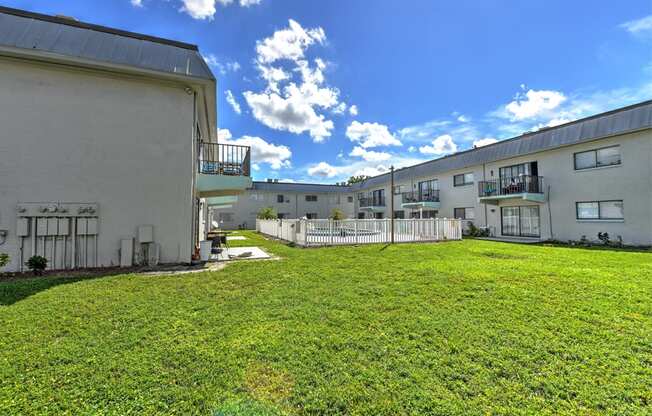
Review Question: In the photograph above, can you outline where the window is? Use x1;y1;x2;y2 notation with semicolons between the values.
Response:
453;173;474;186
305;213;318;219
418;179;439;200
277;194;284;203
277;213;286;219
305;195;318;202
412;210;438;219
576;200;623;220
218;212;234;222
501;206;540;237
454;207;475;220
347;196;354;203
374;212;384;219
393;210;405;219
357;212;365;219
499;162;534;179
574;146;621;170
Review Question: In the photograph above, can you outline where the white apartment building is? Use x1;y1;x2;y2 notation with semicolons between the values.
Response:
0;6;251;272
232;101;652;245
213;181;355;230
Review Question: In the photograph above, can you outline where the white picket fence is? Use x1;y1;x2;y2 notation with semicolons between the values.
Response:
256;218;462;247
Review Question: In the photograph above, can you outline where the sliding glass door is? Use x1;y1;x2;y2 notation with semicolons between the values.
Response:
501;206;540;237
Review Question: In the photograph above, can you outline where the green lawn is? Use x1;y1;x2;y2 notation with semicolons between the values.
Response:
1;232;650;415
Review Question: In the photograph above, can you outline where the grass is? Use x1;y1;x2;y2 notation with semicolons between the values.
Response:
0;232;650;415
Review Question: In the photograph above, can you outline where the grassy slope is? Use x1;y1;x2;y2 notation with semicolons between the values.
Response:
0;232;650;415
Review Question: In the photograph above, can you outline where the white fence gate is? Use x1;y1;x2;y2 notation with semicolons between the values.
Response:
256;218;462;247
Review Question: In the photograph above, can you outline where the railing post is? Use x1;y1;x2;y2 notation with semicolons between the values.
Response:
355;221;358;244
329;219;333;245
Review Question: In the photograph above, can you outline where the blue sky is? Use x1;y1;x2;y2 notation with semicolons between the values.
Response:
6;0;652;182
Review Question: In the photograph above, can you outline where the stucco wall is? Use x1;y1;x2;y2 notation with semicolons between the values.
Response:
0;58;195;271
351;129;651;244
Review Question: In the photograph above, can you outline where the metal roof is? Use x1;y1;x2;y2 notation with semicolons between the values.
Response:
251;181;353;193
0;6;214;80
352;100;652;190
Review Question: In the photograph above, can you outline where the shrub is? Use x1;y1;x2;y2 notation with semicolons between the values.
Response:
598;232;610;246
0;253;9;268
330;208;345;221
257;207;278;220
26;255;48;275
467;222;489;237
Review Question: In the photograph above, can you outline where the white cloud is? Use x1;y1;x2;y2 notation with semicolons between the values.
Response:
130;0;143;7
252;163;260;171
349;146;391;162
473;138;498;148
505;89;567;120
308;162;339;178
349;105;359;116
180;0;218;19
398;119;453;142
204;54;241;75
218;128;232;140
257;65;290;92
256;19;325;65
222;131;292;170
495;82;652;137
333;102;347;114
243;90;335;141
225;90;241;114
457;115;469;123
178;0;262;19
620;15;652;36
407;146;416;153
346;121;402;148
305;154;428;182
308;161;388;179
245;20;341;142
419;134;458;155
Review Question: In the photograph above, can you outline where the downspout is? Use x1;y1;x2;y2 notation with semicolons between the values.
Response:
547;184;554;240
483;163;488;228
191;91;198;258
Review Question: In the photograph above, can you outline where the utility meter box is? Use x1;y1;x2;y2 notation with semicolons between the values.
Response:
137;225;153;244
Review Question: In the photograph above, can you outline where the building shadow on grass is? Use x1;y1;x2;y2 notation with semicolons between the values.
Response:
0;275;96;306
0;264;207;306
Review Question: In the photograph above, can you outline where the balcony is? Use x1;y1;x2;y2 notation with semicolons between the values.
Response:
401;190;440;209
196;142;252;197
359;196;386;211
478;175;545;204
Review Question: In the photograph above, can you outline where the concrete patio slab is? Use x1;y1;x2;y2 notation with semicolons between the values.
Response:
212;246;271;261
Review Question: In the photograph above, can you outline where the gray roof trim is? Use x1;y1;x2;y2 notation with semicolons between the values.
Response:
0;6;215;80
352;100;652;190
251;181;352;193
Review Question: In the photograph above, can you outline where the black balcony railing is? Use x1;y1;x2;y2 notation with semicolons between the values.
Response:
359;196;386;208
478;175;544;197
198;141;251;176
402;190;440;204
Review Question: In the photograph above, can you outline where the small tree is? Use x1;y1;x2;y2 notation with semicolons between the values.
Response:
347;175;370;185
257;207;278;220
330;208;345;220
0;253;9;268
26;255;47;275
